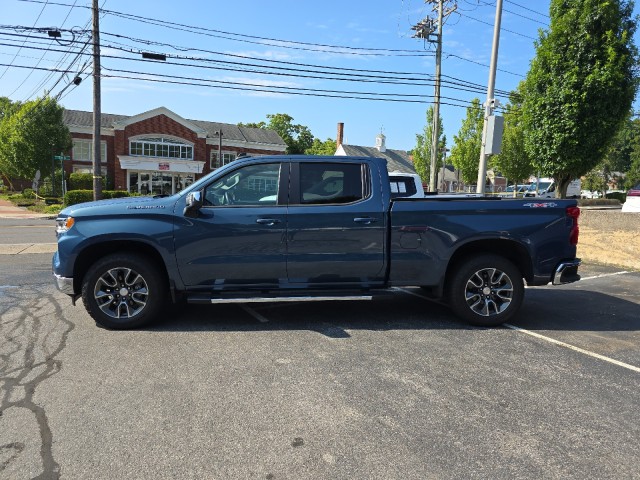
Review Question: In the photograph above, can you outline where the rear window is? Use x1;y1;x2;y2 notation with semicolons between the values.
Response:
389;176;418;198
297;163;365;205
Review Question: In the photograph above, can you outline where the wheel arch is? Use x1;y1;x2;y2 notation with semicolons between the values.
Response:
73;241;170;295
444;239;533;293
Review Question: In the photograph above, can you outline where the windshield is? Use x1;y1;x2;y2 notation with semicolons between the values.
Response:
528;181;552;192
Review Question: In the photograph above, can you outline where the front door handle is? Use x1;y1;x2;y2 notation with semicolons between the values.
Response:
256;218;281;226
353;217;378;224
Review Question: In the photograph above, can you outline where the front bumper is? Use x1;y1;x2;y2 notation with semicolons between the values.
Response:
552;259;581;285
53;272;75;295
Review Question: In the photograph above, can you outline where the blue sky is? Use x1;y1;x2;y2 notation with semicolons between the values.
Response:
1;0;639;152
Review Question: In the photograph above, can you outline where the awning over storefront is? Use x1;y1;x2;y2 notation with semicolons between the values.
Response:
118;155;205;173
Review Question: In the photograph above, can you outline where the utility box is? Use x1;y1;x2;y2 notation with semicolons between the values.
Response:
484;115;504;155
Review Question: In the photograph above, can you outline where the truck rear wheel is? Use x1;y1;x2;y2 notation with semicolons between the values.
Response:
81;253;167;329
447;254;524;327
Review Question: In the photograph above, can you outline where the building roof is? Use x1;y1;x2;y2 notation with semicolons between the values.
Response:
62;108;286;147
337;144;416;174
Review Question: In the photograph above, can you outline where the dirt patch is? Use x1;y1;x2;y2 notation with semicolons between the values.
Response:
577;210;640;270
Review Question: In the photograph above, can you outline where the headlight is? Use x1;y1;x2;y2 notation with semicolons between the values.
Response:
56;216;75;234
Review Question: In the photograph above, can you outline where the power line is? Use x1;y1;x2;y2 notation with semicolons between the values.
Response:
461;0;548;25
506;0;549;19
7;0;79;97
16;0;441;57
0;0;49;80
0;34;520;101
0;62;483;109
444;53;524;78
454;10;536;40
2;27;521;98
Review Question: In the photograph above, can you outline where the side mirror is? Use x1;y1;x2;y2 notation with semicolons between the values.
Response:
184;190;203;217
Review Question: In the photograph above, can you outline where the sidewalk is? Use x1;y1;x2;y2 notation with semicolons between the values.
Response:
0;198;55;219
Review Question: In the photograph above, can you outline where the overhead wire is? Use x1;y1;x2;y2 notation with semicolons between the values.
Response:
0;62;481;110
6;0;529;109
0;29;519;100
0;0;49;80
7;0;78;98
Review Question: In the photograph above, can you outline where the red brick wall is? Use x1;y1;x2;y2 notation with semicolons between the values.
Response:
66;113;285;190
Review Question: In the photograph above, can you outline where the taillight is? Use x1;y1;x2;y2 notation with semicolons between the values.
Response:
566;206;580;245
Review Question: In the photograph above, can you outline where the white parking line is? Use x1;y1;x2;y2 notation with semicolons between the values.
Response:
239;304;270;323
504;324;640;373
579;271;630;281
392;287;640;373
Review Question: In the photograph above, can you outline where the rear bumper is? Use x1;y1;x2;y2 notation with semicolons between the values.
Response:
552;258;581;285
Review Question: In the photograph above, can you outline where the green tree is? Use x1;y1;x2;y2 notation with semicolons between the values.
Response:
450;98;483;184
521;0;638;198
491;86;534;188
240;113;314;154
412;105;445;186
0;96;71;181
626;129;640;187
305;137;336;155
0;96;21;122
603;116;640;174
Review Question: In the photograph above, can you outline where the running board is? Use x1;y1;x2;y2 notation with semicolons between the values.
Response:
187;294;373;305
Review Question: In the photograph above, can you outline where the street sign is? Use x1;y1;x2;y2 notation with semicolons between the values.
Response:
54;155;71;160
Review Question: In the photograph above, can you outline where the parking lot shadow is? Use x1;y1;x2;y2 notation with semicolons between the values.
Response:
145;294;473;336
136;286;638;335
511;288;640;332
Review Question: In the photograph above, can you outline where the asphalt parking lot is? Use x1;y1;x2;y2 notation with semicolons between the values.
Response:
1;247;639;479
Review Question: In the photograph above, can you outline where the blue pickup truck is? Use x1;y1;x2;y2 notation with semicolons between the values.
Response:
53;155;581;329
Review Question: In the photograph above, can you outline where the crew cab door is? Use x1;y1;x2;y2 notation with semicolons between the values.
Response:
286;161;386;284
174;162;288;287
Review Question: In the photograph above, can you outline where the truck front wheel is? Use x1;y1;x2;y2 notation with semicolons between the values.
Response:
447;254;524;327
81;253;167;329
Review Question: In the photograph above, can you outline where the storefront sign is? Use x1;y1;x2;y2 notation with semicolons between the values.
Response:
158;162;170;171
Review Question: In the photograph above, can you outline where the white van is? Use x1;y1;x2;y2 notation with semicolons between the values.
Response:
524;178;581;199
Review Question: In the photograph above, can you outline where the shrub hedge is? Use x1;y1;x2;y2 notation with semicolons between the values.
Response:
68;172;108;190
64;190;132;206
605;191;627;203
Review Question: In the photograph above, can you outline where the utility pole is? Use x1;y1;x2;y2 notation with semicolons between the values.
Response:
92;0;102;200
215;130;223;167
412;1;457;192
476;0;503;194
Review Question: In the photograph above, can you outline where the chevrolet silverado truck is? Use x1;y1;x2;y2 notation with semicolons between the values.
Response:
52;155;581;330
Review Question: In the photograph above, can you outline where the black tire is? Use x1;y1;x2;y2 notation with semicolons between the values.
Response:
447;254;524;327
81;253;167;329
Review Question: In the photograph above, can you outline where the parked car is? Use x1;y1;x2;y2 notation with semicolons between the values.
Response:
500;184;529;198
524;178;581;199
580;190;602;199
621;183;640;212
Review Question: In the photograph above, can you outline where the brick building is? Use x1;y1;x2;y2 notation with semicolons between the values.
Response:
63;106;286;195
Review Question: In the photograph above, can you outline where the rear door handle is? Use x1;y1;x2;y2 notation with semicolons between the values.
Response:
353;217;378;224
256;218;281;226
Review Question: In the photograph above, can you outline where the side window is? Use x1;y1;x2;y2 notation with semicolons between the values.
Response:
203;163;280;207
298;163;365;205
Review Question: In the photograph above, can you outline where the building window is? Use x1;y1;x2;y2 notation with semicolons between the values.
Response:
130;137;193;160
210;151;236;169
72;165;107;175
128;171;194;196
72;140;107;162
